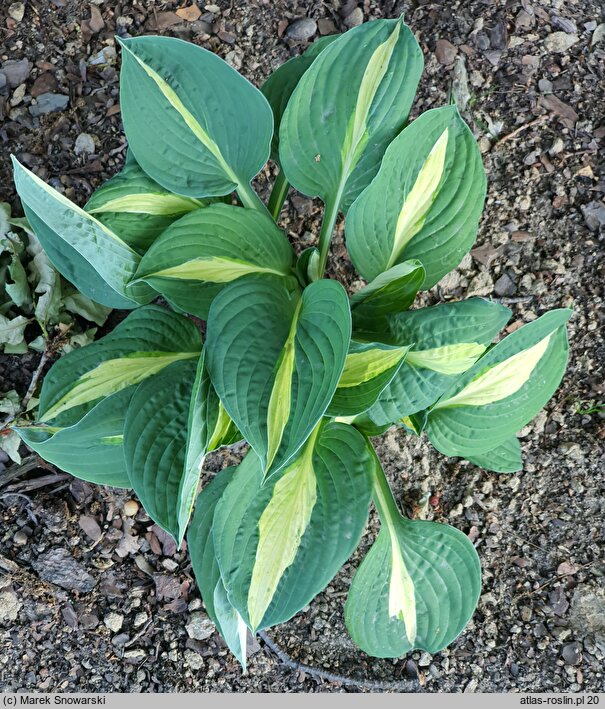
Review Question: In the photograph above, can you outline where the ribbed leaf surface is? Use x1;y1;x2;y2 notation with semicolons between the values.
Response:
206;276;350;474
426;309;571;457
213;422;372;630
119;36;272;199
135;204;295;319
346;106;486;287
12;158;154;309
279;18;423;212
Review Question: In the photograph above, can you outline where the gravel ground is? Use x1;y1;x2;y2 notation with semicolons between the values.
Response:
1;0;604;694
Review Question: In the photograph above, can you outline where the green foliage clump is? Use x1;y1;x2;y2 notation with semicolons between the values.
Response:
10;19;570;664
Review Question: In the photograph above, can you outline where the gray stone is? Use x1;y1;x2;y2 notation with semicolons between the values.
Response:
489;21;508;49
467;271;494;297
418;651;432;667
544;31;579;53
438;269;462;292
581;201;605;232
133;612;148;628
8;2;25;21
551;15;577;34
0;591;22;623
32;547;96;592
79;613;99;629
104;611;124;633
317;18;337;35
29;92;69;116
74;133;95;156
494;272;516;297
538;78;553;94
184;649;204;670
185;611;215;640
343;7;363;28
286;18;317;41
0;58;32;88
561;641;582;665
570;585;605;644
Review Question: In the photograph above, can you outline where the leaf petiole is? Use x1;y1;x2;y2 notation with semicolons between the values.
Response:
317;194;341;277
267;170;290;221
366;439;401;525
236;181;271;218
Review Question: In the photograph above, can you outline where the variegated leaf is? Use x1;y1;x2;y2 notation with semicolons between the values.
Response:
213;421;372;630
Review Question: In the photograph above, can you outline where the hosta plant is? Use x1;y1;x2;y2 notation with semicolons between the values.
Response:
11;18;571;666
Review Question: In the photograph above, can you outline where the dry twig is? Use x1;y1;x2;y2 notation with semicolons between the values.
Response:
490;115;549;151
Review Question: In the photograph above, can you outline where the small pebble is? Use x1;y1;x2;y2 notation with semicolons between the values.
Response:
343;7;363;28
286;18;317;41
494;273;517;297
405;659;418;678
79;613;99;630
538;78;553;93
104;612;124;633
0;591;22;622
13;530;28;546
435;39;458;65
544;31;579;53
562;642;582;666
184;649;204;670
74;133;95;156
185;612;214;641
317;18;337;35
0;58;32;88
8;2;25;22
133;612;148;628
123;500;139;517
29;92;68;116
520;606;533;622
418;651;432;667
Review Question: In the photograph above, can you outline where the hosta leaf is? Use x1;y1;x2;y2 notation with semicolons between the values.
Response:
426;309;571;457
12;158;154;310
261;36;338;161
206;276;350;474
118;36;272;203
327;341;411;417
15;388;134;488
295;247;321;287
213;421;372;631
179;351;241;539
367;298;511;426
279;18;423;213
350;260;425;339
188;467;248;669
38;305;201;424
345;451;480;657
465;436;522;473
124;359;196;540
346;519;481;657
85;159;204;252
124;351;238;543
347;106;486;288
135;204;295;319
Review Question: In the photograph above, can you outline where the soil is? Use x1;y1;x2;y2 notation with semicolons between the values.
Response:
1;0;605;694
